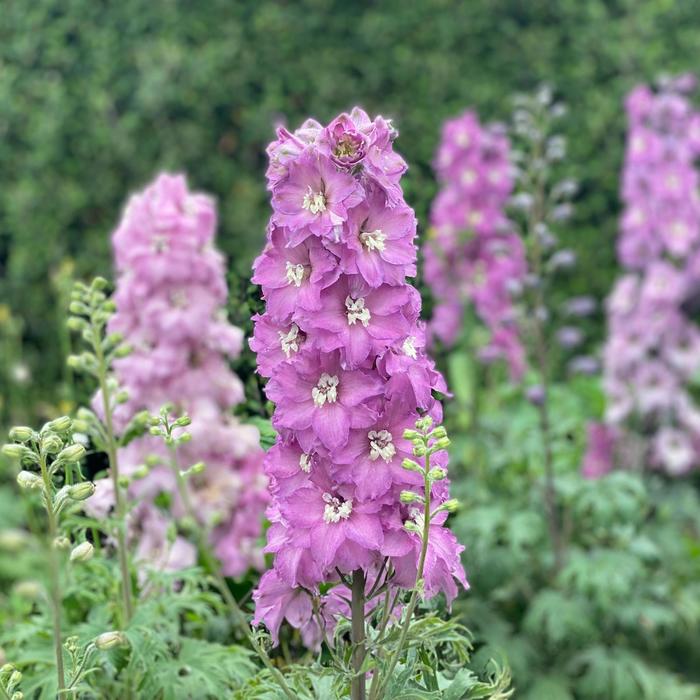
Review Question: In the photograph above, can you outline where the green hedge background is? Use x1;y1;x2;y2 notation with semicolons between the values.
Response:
1;0;700;396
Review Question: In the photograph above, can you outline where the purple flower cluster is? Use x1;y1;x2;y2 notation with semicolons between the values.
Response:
598;77;700;476
90;173;268;574
251;109;467;644
424;110;527;378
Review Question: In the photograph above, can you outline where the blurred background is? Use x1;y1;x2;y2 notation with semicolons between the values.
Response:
2;0;699;414
3;2;700;698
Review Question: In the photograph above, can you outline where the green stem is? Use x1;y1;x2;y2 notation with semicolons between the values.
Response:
167;450;296;700
351;569;367;700
39;454;66;693
0;682;11;700
370;450;432;700
525;124;564;574
93;328;134;623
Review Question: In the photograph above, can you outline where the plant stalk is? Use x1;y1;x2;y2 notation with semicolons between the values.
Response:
93;329;134;623
39;454;66;693
351;568;367;700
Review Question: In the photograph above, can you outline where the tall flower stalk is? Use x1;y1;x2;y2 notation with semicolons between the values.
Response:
508;87;579;572
2;418;96;693
251;109;467;697
593;75;700;477
67;278;134;624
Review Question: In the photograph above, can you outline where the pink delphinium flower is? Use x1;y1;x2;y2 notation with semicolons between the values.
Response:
252;110;467;644
598;78;700;476
89;173;268;576
424;111;526;378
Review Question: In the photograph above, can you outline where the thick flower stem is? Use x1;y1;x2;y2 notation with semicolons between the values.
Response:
39;454;66;693
93;333;134;623
351;568;367;700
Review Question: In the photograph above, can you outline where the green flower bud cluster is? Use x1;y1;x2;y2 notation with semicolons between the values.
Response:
67;278;131;379
0;662;23;700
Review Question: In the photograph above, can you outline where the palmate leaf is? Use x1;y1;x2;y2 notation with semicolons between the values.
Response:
570;646;700;700
139;638;255;700
523;590;596;649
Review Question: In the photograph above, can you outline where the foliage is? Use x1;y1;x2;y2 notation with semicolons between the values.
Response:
447;372;700;698
2;0;700;406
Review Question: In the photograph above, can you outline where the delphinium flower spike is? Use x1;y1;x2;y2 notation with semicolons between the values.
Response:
251;109;467;698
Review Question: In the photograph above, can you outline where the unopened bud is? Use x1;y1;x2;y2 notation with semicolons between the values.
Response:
68;481;95;501
174;416;192;427
0;663;15;675
113;344;132;358
17;471;43;490
415;416;433;431
115;390;129;404
401;458;422;473
177;432;192;444
132;465;149;480
433;437;451;450
70;542;94;562
47;416;72;433
429;426;447;440
145;454;161;468
428;467;447;481
400;490;423;504
402;429;422;441
92;276;109;291
8;427;34;443
412;444;427;457
186;462;206;475
12;691;24;700
41;433;63;455
69;301;89;315
13;581;41;599
2;444;26;459
53;536;71;550
149;427;162;437
66;317;86;332
95;631;127;650
404;521;421;534
57;444;86;463
117;476;130;489
442;498;460;513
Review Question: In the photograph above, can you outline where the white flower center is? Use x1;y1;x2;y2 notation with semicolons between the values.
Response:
312;373;339;407
302;186;327;214
345;296;371;327
467;210;483;227
670;221;688;239
322;493;353;523
299;453;312;473
360;229;386;252
402;336;417;359
461;169;477;185
285;261;307;287
368;429;396;463
279;324;303;358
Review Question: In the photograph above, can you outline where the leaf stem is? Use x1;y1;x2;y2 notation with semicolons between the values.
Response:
351;568;367;700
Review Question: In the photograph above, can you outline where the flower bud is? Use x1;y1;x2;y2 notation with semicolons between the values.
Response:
132;464;149;480
16;471;43;490
117;476;130;489
66;317;86;332
404;521;421;534
92;276;109;291
442;499;460;513
402;429;422;441
177;432;192;444
68;481;96;501
412;444;427;457
401;458;422;473
2;444;26;460
433;437;451;451
400;490;423;504
57;444;86;463
41;433;63;455
415;416;433;431
12;691;24;700
53;536;71;550
47;416;72;433
113;343;132;358
70;542;94;563
0;663;15;675
186;462;206;475
69;301;89;315
95;631;127;650
115;390;129;404
174;415;192;427
145;454;161;468
8;427;34;443
428;467;447;481
149;426;162;437
429;426;447;440
0;529;28;552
